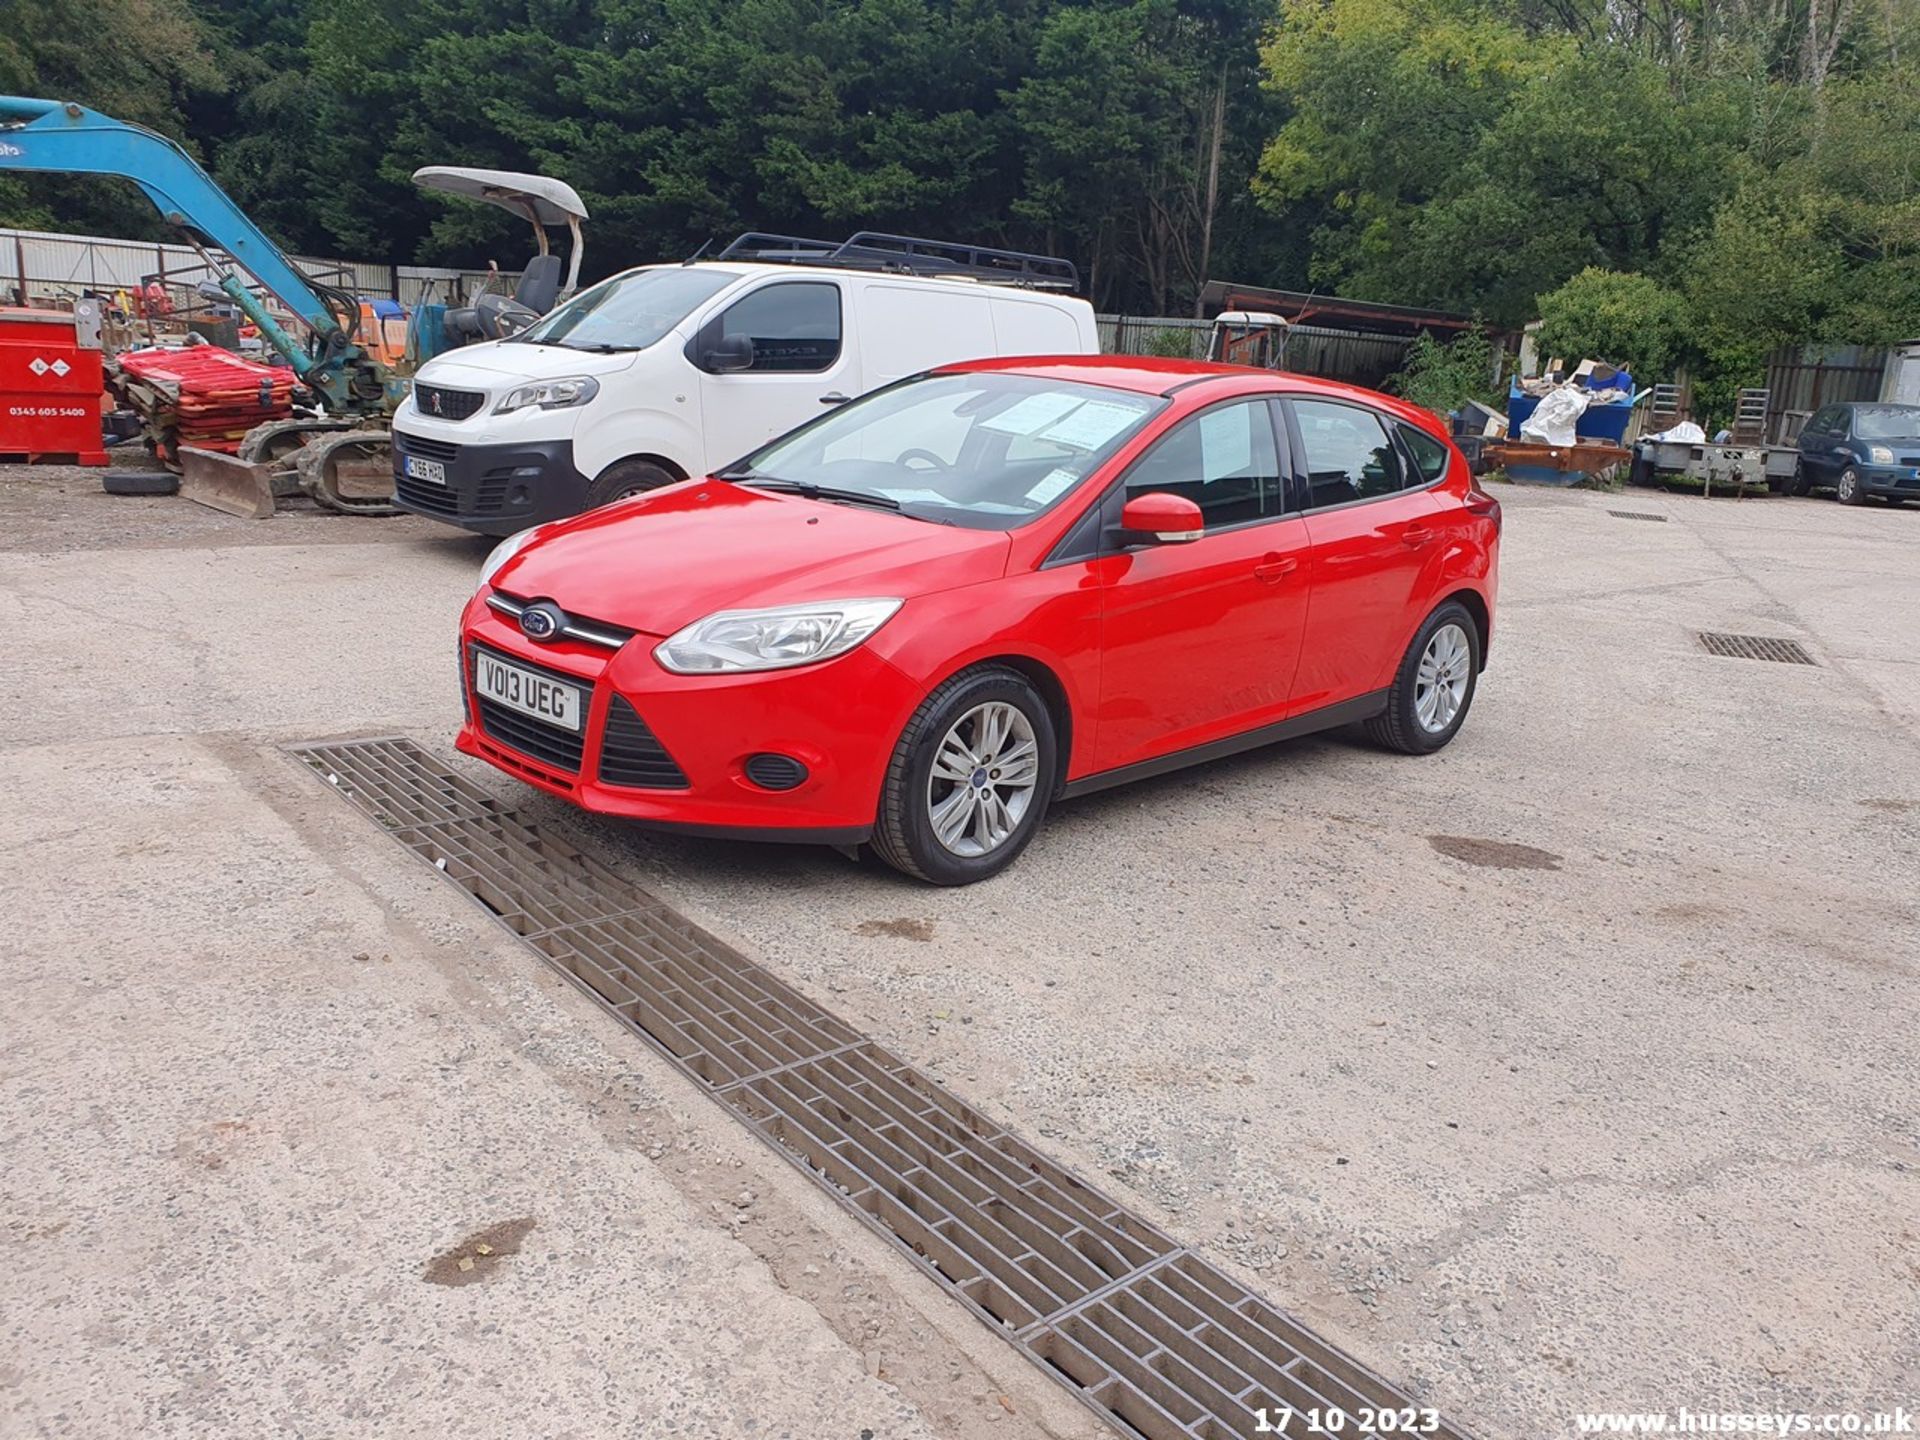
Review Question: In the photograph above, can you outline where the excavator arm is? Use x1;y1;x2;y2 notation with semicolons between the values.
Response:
0;96;396;415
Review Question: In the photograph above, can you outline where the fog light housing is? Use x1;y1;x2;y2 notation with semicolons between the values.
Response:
743;753;808;791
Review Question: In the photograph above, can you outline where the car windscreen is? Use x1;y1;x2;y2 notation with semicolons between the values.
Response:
722;372;1163;530
510;267;734;352
1852;404;1920;441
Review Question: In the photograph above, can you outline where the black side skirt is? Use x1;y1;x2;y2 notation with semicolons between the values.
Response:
1059;689;1389;801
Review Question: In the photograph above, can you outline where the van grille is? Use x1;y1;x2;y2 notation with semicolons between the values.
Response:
413;383;486;421
396;431;460;463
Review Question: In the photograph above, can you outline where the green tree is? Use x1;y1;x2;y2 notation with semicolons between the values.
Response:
0;0;222;236
1535;268;1692;381
1385;322;1499;416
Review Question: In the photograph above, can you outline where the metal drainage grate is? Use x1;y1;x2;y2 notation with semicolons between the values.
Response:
1697;631;1818;665
293;737;1470;1440
1608;509;1667;522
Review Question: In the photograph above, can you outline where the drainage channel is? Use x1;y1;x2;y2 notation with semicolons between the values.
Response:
295;736;1471;1440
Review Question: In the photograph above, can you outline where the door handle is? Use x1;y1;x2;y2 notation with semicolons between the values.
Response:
819;392;852;406
1253;554;1298;584
1398;523;1434;548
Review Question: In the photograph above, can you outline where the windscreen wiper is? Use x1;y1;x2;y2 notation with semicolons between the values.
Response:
558;341;639;353
739;478;902;511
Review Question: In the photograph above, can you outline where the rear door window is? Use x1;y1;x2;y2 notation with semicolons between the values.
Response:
1291;399;1406;507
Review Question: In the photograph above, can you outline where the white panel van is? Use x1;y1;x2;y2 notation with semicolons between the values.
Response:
391;233;1098;534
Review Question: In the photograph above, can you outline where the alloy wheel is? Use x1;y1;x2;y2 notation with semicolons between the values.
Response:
1415;622;1472;734
926;701;1040;857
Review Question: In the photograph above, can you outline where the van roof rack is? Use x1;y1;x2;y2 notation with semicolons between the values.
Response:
714;231;1079;291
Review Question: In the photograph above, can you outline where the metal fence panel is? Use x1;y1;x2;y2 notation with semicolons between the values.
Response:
1764;344;1889;415
1097;313;1413;388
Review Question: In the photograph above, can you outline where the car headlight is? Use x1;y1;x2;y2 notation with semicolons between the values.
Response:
479;528;538;587
493;376;600;415
1869;445;1894;464
655;598;903;674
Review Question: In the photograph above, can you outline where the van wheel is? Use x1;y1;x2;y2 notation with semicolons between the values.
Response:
587;460;676;508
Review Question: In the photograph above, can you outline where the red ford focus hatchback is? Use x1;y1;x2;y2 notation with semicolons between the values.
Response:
458;356;1500;884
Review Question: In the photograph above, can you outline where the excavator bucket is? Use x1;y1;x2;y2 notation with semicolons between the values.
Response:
177;445;277;519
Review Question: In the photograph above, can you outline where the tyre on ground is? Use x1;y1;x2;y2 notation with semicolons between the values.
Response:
871;665;1058;886
1365;600;1483;755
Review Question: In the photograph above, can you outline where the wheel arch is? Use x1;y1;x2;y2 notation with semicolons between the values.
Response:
594;452;690;484
921;651;1077;796
1441;586;1492;669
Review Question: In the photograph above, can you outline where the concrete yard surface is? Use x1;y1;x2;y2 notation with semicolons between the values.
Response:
2;464;1917;1439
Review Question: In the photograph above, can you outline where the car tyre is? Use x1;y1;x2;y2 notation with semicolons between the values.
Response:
1834;466;1868;505
586;459;676;509
1365;600;1482;756
1786;459;1813;496
871;665;1058;886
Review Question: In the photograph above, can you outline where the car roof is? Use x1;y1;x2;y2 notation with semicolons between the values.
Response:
939;354;1449;431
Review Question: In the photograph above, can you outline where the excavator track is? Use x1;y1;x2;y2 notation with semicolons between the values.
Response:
295;429;399;515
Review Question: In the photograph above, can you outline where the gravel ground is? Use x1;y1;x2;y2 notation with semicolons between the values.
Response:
2;465;1915;1439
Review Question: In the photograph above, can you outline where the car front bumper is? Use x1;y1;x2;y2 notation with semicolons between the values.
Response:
455;592;923;842
392;427;590;535
1857;463;1920;494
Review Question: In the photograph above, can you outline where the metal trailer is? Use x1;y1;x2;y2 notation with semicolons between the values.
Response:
1630;387;1798;496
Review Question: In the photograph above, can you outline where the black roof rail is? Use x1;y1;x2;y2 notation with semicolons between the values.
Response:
714;230;1080;291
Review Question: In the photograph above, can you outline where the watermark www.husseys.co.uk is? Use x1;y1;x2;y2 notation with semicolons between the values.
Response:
1574;1409;1913;1434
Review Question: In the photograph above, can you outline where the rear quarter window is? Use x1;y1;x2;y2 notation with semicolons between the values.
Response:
1398;423;1451;483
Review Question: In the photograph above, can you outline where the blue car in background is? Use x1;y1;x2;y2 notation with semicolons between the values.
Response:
1792;402;1920;504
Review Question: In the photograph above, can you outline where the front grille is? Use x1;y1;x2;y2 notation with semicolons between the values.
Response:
396;471;459;516
471;471;512;516
597;696;689;789
413;383;486;421
470;644;589;773
397;431;460;463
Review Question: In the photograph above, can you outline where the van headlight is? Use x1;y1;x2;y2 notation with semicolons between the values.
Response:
655;599;903;674
479;528;538;586
493;376;600;414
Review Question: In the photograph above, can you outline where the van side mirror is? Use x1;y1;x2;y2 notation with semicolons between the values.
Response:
1119;492;1204;544
703;333;755;373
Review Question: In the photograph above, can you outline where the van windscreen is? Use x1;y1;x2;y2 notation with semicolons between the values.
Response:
512;268;734;352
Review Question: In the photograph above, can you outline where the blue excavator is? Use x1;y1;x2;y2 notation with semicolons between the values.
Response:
0;96;586;514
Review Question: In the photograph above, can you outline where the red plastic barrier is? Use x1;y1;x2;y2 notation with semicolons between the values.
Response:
117;344;295;455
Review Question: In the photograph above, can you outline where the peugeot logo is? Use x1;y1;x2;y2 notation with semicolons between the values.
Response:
519;601;566;642
428;389;444;415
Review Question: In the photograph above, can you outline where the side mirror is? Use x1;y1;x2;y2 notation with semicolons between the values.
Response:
704;333;755;373
1119;492;1204;544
